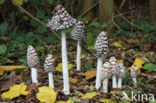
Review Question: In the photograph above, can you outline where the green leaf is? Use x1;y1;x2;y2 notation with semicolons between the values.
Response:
23;0;28;3
36;10;45;19
100;23;108;28
0;0;5;5
14;0;23;5
90;21;99;27
144;63;156;72
37;25;47;33
0;45;7;55
0;22;8;35
30;19;39;26
31;0;39;7
69;97;81;102
48;0;53;5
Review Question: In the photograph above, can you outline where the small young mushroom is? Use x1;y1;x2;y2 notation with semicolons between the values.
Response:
47;4;76;95
94;31;109;90
101;62;111;93
44;54;55;88
71;20;85;71
27;45;40;84
109;56;119;89
130;65;139;87
118;63;125;89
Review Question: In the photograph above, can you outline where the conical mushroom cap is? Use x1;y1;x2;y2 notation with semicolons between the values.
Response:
101;62;112;80
118;63;125;78
94;31;109;58
71;20;85;41
27;45;39;68
44;54;55;72
47;4;76;31
130;65;139;77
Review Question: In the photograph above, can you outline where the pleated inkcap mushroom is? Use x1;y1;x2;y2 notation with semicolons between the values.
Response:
118;63;125;78
71;20;85;41
44;54;55;72
47;4;76;31
101;62;112;80
94;31;109;58
130;65;139;77
27;45;39;68
109;57;119;75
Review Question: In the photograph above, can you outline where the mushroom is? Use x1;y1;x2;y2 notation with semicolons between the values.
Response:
94;31;109;90
101;62;111;93
44;54;55;88
27;45;40;84
130;65;139;87
109;56;119;88
47;4;76;95
117;63;125;89
71;20;85;71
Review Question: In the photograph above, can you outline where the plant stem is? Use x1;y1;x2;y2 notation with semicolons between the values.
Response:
118;78;122;89
77;41;81;71
133;77;137;87
61;31;70;95
103;78;108;93
95;57;103;90
112;75;117;88
48;72;54;88
31;68;38;83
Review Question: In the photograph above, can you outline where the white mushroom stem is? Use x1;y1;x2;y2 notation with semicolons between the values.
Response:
95;57;103;90
112;75;117;88
76;41;81;71
48;72;54;88
103;78;108;93
31;68;38;83
61;31;70;95
132;77;137;87
118;77;122;89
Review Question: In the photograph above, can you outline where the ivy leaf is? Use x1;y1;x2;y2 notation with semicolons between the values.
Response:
0;45;7;55
36;10;45;19
90;21;99;27
1;83;29;100
37;25;47;33
36;86;57;103
144;63;156;72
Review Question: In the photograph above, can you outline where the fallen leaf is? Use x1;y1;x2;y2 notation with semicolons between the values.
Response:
0;66;26;75
57;99;73;103
69;77;78;84
81;92;99;99
117;60;124;64
56;63;75;72
84;69;96;80
36;86;57;103
129;58;145;70
112;42;123;48
100;99;116;103
1;83;29;100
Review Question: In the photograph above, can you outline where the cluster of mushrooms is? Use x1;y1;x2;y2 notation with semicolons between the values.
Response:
26;4;139;95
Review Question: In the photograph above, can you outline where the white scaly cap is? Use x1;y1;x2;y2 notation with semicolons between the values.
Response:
47;4;76;31
94;31;109;58
101;62;112;80
44;54;55;72
130;65;139;77
27;45;40;68
71;20;85;41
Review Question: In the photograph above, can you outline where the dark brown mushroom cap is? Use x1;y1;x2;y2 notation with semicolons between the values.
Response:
71;20;85;41
101;62;112;80
44;54;55;72
118;63;125;78
130;65;139;77
47;4;76;31
94;31;109;58
27;45;40;68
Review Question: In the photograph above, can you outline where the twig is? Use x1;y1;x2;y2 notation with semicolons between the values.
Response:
16;5;61;40
80;2;99;17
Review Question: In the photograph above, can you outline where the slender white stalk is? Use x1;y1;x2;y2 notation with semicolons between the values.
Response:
61;31;70;95
103;78;108;93
95;57;103;90
132;77;137;87
118;78;122;89
31;68;38;83
48;72;54;88
112;75;117;88
76;41;81;71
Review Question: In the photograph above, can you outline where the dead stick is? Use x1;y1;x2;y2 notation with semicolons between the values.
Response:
16;5;61;40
